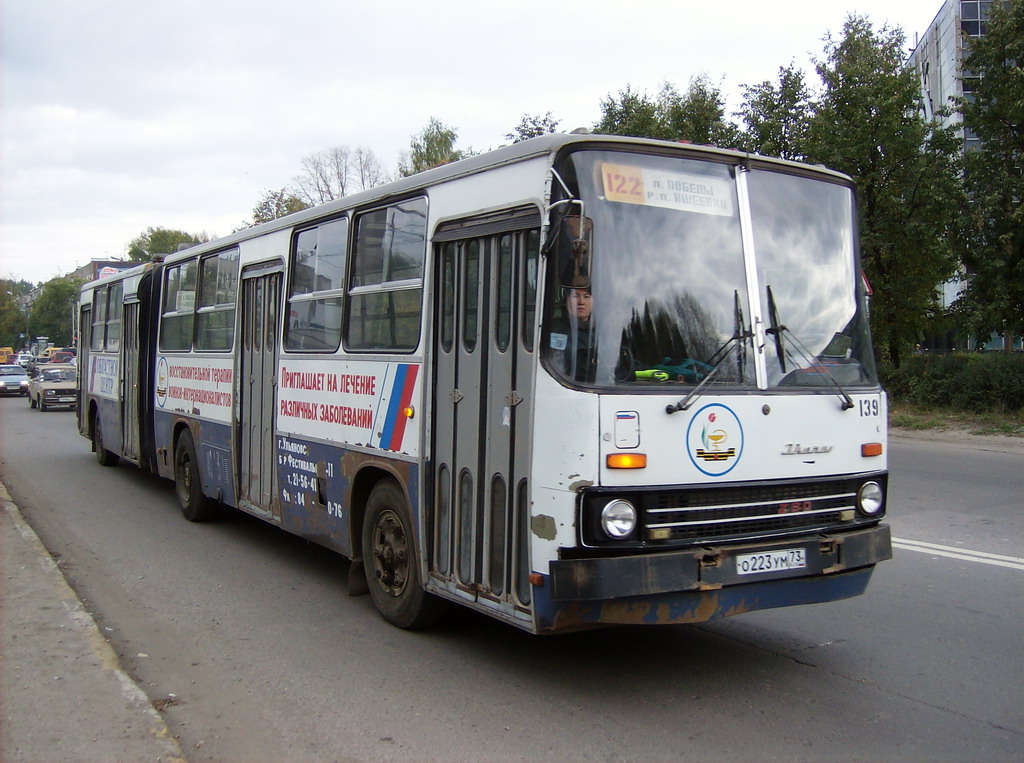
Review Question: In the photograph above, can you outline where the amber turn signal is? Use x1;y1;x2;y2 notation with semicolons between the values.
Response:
606;453;647;469
861;442;883;457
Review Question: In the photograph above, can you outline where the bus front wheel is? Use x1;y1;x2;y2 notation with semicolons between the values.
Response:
93;411;119;467
361;480;447;629
174;429;218;522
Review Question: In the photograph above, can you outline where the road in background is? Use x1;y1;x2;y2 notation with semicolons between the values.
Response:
2;398;1021;761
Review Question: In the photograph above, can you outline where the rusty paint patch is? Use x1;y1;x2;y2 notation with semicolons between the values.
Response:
568;479;594;492
531;514;557;541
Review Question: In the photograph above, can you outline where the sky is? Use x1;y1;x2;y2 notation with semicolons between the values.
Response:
1;0;947;285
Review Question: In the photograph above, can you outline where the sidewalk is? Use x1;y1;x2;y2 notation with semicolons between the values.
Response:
1;482;185;762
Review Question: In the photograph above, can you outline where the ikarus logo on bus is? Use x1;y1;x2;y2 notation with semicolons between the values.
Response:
686;403;744;476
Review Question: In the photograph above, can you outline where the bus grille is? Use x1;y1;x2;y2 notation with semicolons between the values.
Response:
642;478;860;544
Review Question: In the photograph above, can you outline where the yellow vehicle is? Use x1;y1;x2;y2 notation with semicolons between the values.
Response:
0;347;14;364
38;346;75;362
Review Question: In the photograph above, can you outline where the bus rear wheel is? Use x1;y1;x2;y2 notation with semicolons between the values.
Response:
93;411;119;467
174;429;218;522
361;480;447;629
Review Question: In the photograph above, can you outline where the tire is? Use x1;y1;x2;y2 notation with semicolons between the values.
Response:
362;480;448;629
39;397;47;412
93;411;119;467
174;429;218;522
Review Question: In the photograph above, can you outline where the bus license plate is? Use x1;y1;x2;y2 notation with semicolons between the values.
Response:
736;548;807;576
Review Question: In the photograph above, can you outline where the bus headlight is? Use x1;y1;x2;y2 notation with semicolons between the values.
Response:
600;499;637;539
857;481;884;516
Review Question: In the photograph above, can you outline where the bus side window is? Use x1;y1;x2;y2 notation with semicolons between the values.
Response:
160;260;198;352
284;219;347;352
105;281;123;351
90;287;108;351
345;197;427;351
196;248;239;351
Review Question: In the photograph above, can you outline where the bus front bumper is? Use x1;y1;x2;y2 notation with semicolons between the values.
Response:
548;523;892;601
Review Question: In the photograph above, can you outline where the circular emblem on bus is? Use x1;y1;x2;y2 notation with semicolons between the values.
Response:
156;357;169;408
686;403;744;476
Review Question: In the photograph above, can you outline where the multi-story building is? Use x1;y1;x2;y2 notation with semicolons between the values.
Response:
907;1;1020;351
908;0;993;153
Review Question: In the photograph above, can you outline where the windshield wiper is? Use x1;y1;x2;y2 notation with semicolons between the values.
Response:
766;284;854;411
666;292;751;414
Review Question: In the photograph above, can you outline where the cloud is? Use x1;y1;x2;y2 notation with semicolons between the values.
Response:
1;0;943;283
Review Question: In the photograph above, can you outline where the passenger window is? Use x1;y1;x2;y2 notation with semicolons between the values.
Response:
285;219;348;352
196;249;239;351
160;260;197;351
346;197;426;351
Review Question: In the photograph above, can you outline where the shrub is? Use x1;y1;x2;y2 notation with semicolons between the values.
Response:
879;352;1024;412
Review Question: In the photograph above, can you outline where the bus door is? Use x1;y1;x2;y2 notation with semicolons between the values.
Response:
238;265;283;522
77;305;92;438
431;210;539;616
120;300;141;462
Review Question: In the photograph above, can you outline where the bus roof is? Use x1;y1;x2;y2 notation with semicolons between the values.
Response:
83;132;853;288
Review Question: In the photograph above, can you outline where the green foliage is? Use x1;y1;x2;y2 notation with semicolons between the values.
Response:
126;227;210;262
880;352;1024;412
505;112;561;143
808;15;965;367
593;85;667;139
658;76;740;147
27;277;80;346
594;77;738;145
736;63;812;160
0;279;30;348
251;188;309;225
954;0;1024;346
397;117;467;177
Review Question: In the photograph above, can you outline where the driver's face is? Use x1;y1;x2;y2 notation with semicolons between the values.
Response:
567;289;592;322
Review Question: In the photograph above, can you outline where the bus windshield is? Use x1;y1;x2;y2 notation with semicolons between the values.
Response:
542;149;877;390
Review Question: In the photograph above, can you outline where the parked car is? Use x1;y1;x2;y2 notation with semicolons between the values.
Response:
28;364;78;411
0;364;30;396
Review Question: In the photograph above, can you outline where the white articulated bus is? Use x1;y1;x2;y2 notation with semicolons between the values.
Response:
78;134;891;634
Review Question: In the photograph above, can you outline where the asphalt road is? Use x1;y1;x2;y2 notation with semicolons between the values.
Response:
1;397;1021;761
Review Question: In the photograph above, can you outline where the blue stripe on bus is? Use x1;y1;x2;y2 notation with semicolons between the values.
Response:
378;364;408;450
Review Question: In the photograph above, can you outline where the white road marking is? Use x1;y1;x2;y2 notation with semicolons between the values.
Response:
892;538;1024;570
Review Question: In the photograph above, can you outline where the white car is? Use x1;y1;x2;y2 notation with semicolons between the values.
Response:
0;364;30;396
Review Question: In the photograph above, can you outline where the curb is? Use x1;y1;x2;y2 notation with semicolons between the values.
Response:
1;482;187;762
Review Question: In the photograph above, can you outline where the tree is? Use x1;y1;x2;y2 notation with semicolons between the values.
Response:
594;77;739;145
397;117;467;177
251;188;309;225
593;85;670;139
0;279;30;349
126;227;209;262
955;0;1024;351
505;112;561;143
28;277;79;346
659;76;740;147
808;15;965;366
293;145;388;205
736;63;813;160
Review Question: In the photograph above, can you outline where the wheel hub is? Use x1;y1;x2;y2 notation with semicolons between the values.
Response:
371;509;408;597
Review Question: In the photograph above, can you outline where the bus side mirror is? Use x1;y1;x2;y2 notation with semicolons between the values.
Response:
558;215;594;288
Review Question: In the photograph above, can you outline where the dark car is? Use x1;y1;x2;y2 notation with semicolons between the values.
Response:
0;364;30;396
